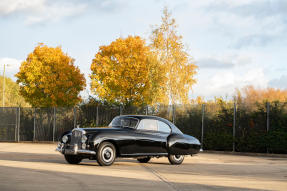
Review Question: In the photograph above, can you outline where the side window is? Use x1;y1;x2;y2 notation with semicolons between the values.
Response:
137;119;158;131
157;121;171;133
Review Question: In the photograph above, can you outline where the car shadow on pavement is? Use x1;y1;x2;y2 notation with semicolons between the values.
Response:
0;151;171;166
0;164;270;191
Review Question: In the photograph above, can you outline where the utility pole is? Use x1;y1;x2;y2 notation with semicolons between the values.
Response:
266;102;270;153
233;102;236;152
201;104;205;151
2;64;10;107
2;64;6;107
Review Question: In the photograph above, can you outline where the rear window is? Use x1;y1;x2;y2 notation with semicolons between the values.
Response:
157;121;171;133
137;119;158;131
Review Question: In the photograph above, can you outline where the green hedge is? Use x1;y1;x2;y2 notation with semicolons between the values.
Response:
174;101;287;154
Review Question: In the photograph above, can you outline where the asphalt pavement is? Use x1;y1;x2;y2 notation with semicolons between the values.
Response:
0;143;286;191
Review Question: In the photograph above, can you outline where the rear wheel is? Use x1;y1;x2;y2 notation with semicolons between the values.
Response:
64;155;82;164
137;157;151;163
168;155;184;165
97;142;116;166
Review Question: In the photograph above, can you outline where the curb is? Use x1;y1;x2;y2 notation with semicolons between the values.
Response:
201;150;287;158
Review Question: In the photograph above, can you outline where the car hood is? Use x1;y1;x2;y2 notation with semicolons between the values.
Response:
82;126;119;133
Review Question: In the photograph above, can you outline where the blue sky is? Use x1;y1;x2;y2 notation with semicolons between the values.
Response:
0;0;286;100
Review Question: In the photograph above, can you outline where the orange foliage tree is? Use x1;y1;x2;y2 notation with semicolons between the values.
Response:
16;44;86;107
236;85;287;105
90;36;167;106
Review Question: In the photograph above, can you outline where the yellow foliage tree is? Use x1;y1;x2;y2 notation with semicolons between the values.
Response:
191;96;205;105
16;44;86;107
90;36;167;106
150;7;197;104
0;76;29;107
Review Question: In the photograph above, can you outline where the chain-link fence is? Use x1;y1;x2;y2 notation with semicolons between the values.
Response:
0;102;286;153
0;107;18;141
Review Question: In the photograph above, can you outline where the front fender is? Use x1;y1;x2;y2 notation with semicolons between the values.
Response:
167;134;201;155
91;134;106;150
89;133;121;154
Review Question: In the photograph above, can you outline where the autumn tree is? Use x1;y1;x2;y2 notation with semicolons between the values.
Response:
0;76;29;107
236;85;287;105
150;7;197;104
16;44;86;107
90;36;166;106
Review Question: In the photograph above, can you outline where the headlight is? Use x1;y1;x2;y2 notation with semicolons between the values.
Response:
81;135;87;143
62;135;68;143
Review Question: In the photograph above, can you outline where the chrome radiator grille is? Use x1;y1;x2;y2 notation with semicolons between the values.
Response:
70;129;83;146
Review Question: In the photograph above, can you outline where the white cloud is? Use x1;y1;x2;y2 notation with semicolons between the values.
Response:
192;53;268;99
0;0;285;101
193;67;268;99
0;58;22;81
0;0;44;15
203;0;287;48
0;0;87;25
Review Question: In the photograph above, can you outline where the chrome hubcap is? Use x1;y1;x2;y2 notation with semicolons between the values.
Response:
102;147;114;163
174;155;183;161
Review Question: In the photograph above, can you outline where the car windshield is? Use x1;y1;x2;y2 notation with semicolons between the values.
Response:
108;117;138;129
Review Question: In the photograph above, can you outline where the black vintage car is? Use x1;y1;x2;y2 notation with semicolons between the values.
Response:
56;115;201;166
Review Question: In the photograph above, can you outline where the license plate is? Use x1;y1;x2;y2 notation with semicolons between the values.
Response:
65;149;76;155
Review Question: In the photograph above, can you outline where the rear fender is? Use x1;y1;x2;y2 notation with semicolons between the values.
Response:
167;134;201;155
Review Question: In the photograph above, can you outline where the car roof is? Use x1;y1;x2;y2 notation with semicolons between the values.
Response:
117;115;183;134
119;115;167;120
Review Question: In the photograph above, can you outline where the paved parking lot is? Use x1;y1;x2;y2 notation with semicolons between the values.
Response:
0;143;286;191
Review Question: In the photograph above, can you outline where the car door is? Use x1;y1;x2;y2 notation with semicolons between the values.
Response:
110;127;137;155
111;117;139;155
135;119;170;154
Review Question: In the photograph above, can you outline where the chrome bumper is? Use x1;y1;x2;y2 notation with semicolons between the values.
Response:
56;143;96;155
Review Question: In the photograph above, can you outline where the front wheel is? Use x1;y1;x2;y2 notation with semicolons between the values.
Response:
64;155;82;164
168;155;184;165
96;142;116;166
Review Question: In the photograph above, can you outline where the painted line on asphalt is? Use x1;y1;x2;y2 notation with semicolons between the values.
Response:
141;164;181;191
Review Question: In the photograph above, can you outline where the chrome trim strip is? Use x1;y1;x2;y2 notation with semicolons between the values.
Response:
56;143;96;155
121;153;168;156
63;149;96;155
78;149;96;155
